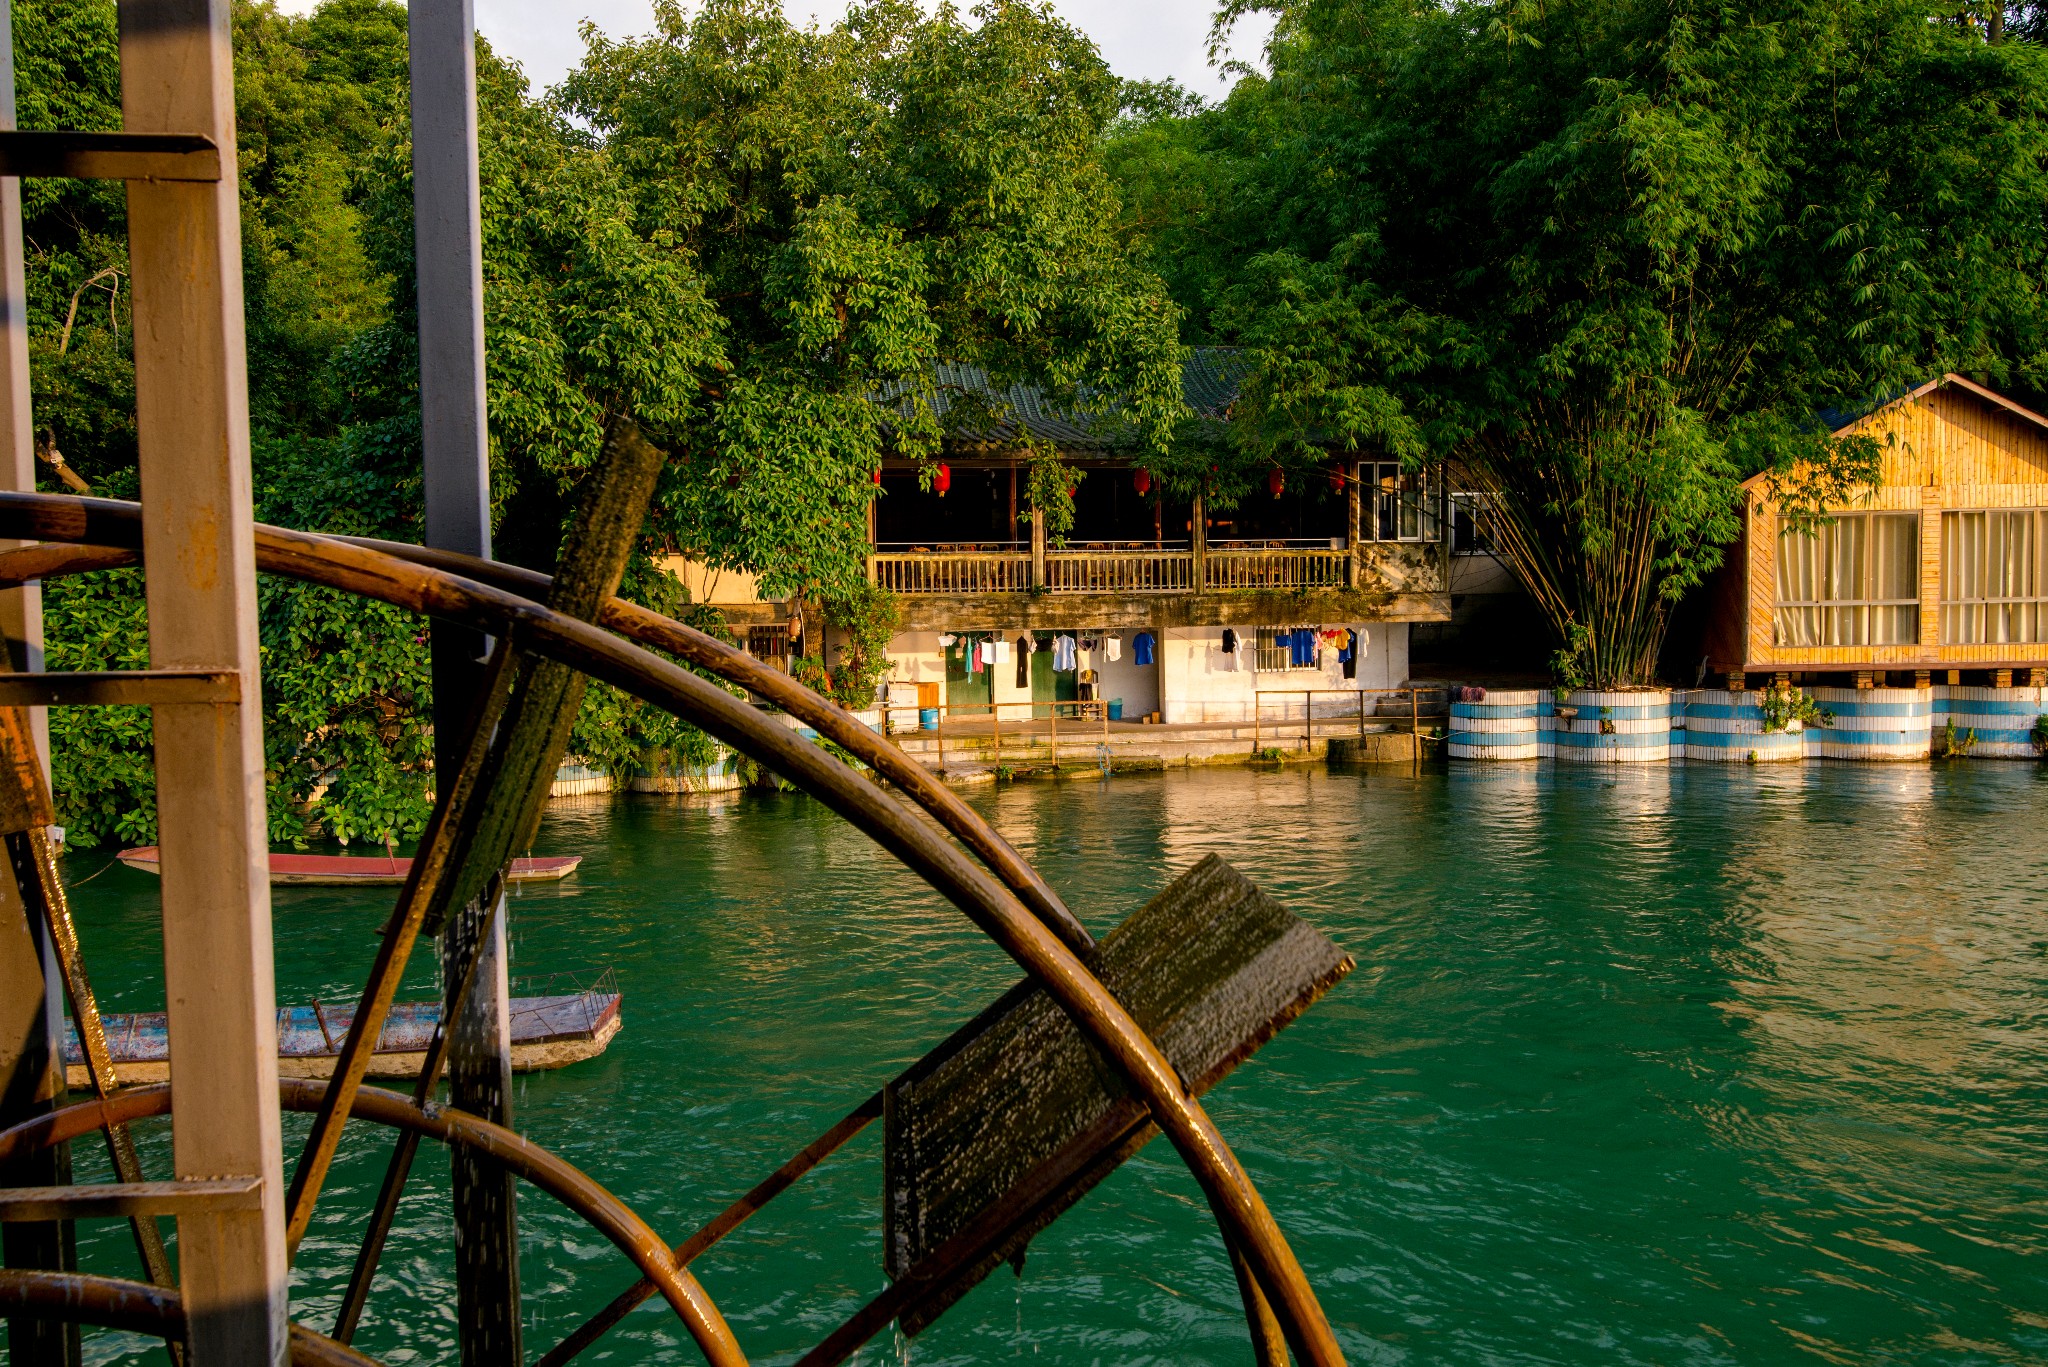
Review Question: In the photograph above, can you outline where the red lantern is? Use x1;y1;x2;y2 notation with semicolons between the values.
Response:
1328;465;1345;493
871;466;882;486
1267;467;1285;499
933;462;951;496
1133;467;1152;496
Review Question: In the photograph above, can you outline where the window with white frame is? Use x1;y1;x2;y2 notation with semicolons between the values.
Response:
1363;462;1445;543
1774;513;1920;647
1942;509;2047;644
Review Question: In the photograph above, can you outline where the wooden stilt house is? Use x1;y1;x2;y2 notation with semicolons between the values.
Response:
1706;374;2048;686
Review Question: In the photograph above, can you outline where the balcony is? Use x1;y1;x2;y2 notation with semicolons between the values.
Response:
872;541;1362;595
871;550;1031;594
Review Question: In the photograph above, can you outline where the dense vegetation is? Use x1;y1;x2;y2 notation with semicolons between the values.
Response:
1111;0;2048;686
23;0;1183;847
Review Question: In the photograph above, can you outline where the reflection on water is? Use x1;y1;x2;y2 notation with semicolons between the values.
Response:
58;763;2048;1365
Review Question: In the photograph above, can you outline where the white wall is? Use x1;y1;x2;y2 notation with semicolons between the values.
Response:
1159;624;1409;723
887;622;1410;725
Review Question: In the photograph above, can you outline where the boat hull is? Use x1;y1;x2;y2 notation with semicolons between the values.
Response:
114;847;582;885
64;992;620;1085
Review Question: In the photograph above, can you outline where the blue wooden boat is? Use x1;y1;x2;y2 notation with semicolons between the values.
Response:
63;988;621;1086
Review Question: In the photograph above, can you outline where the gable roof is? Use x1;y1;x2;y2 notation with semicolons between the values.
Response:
1742;374;2048;492
1827;373;2048;438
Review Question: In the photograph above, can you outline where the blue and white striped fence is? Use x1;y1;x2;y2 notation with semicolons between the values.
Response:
1675;690;1805;762
1805;687;1932;761
1934;686;2046;759
1448;689;1543;761
1544;689;1671;763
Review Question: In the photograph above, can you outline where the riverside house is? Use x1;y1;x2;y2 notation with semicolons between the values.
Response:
1703;374;2048;689
673;352;1453;723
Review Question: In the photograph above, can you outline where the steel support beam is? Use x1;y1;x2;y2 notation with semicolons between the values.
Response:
0;9;76;1363
411;0;520;1358
119;0;288;1361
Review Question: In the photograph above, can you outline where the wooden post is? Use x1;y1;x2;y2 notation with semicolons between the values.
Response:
411;0;519;1356
1029;501;1046;588
1191;491;1208;590
991;701;1000;770
1345;465;1361;590
0;14;74;1363
120;1;289;1360
1993;668;2013;689
935;707;945;774
1049;702;1057;773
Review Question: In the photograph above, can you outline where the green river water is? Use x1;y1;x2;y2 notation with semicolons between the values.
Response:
47;763;2048;1366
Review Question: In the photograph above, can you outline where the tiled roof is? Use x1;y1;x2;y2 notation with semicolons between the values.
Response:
915;348;1244;451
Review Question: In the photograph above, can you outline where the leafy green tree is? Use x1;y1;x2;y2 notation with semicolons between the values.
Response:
1113;0;2048;686
554;0;1186;600
24;0;1182;841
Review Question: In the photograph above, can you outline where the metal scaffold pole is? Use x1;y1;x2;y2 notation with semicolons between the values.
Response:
120;0;290;1358
411;0;522;1357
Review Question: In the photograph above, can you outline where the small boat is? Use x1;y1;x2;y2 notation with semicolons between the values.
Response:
114;846;582;886
64;987;622;1086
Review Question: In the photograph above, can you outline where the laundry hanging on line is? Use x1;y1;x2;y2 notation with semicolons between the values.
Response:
1132;631;1155;667
1053;635;1077;671
1105;633;1122;663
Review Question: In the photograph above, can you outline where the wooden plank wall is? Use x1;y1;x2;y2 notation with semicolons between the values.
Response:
1741;383;2048;672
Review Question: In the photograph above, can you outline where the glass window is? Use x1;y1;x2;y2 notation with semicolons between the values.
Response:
1367;462;1445;543
1942;510;2047;644
1774;513;1920;647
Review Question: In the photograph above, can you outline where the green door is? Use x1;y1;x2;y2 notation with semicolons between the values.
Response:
945;639;991;713
1030;638;1057;716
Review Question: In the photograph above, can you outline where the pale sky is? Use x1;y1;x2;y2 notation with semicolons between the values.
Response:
282;1;1275;103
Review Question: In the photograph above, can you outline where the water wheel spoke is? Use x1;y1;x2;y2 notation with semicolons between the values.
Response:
535;1090;883;1367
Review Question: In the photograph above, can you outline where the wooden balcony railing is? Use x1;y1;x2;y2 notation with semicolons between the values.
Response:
1205;547;1349;590
868;546;1357;593
1044;550;1195;593
869;551;1031;594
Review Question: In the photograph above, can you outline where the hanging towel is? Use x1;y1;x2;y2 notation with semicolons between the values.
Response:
979;638;997;667
1133;631;1155;666
1105;633;1122;663
1053;635;1077;671
993;639;1011;665
1015;637;1030;688
1221;628;1238;655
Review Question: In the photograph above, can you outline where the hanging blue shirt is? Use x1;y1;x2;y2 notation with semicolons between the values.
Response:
1133;631;1155;666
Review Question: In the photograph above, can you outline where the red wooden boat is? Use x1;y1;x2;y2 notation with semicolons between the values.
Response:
115;847;581;886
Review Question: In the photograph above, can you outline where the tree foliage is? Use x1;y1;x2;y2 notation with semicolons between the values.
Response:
1111;0;2048;684
21;0;1177;843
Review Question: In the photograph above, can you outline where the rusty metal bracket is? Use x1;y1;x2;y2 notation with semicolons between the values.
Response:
0;131;220;182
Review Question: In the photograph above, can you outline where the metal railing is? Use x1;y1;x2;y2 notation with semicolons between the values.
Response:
1044;549;1195;593
880;698;1116;772
1205;548;1350;590
870;550;1031;594
1252;687;1449;768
